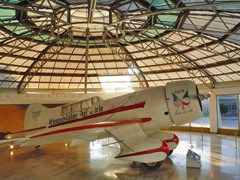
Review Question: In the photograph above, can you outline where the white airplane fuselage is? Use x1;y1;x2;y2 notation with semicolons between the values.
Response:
19;80;202;147
22;86;172;146
3;80;203;165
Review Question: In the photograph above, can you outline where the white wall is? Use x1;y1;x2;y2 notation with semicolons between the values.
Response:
199;81;240;133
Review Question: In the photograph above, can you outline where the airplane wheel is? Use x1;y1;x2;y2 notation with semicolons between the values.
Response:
34;145;41;152
35;145;40;149
168;150;173;156
142;161;163;169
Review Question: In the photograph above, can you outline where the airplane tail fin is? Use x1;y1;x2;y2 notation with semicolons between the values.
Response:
166;80;203;125
4;104;50;139
24;104;50;130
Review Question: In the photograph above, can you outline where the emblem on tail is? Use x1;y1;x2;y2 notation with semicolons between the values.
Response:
172;89;192;115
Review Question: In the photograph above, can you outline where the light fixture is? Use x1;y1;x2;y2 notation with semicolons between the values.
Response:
10;151;14;156
208;91;212;97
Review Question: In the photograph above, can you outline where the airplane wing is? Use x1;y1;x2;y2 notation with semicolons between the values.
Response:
0;138;29;149
1;117;169;165
1;118;152;148
147;130;179;151
106;123;169;163
5;126;47;139
0;126;46;149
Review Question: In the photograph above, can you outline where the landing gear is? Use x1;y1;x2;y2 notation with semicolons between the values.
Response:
142;161;163;169
167;150;173;156
35;145;40;149
34;145;41;152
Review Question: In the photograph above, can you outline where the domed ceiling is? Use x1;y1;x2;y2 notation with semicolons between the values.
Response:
0;0;240;93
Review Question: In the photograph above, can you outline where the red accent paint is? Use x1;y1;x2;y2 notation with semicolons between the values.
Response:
13;126;46;134
165;134;179;144
116;141;169;158
49;101;146;128
31;118;151;138
182;101;190;106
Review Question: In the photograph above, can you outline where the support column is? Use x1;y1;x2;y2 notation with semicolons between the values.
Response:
209;92;218;133
84;28;90;94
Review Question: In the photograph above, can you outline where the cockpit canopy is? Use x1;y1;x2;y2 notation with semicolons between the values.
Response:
61;96;103;115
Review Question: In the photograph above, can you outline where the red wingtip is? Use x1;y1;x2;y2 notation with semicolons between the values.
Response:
164;134;179;145
115;141;169;158
173;134;179;144
161;141;170;154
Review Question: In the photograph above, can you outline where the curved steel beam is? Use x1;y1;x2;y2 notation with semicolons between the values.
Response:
2;57;239;77
129;31;216;88
103;30;149;88
0;1;68;26
107;1;240;28
17;29;73;93
88;0;97;23
17;42;55;93
121;45;149;88
126;16;240;88
84;28;90;93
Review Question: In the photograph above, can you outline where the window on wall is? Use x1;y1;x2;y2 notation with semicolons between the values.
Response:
217;95;239;129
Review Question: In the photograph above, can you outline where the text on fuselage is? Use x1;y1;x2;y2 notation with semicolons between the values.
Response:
49;105;104;126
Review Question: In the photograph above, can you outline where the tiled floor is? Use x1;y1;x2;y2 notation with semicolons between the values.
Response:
0;132;239;180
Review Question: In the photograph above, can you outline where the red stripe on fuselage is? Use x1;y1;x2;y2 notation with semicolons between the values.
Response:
49;101;146;128
115;141;169;158
31;118;151;138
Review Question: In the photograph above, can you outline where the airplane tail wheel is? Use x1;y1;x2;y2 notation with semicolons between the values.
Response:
142;161;163;169
34;145;41;152
168;150;173;156
35;145;40;149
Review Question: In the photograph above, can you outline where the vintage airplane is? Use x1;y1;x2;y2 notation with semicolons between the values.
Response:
0;80;205;168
